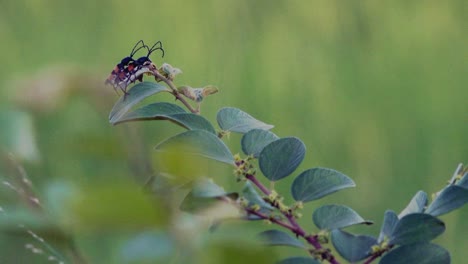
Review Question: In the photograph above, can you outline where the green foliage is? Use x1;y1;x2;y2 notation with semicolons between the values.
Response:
330;229;377;262
155;130;234;165
258;229;305;249
398;191;428;218
258;137;306;181
291;168;355;203
103;73;468;263
379;243;450;264
426;186;468;216
389;213;445;246
312;204;372;231
2;36;467;262
109;82;170;124
217;107;273;133
241;129;279;158
377;210;398;243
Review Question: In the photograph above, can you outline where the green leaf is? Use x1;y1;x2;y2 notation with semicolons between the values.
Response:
109;82;170;123
291;168;355;202
312;204;372;230
179;180;238;213
331;229;377;262
258;229;305;249
277;257;321;264
217;107;273;133
457;172;468;189
155;130;234;165
179;191;219;213
191;178;228;197
241;129;279;158
379;242;450;264
112;102;217;134
398;190;428;218
389;213;445;246
426;185;468;216
242;182;274;210
378;210;398;243
112;101;185;122
259;137;306;181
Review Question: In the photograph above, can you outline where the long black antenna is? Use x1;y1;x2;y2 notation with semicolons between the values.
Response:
147;41;165;58
130;40;148;57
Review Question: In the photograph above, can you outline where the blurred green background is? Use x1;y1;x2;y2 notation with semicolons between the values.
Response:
0;0;467;263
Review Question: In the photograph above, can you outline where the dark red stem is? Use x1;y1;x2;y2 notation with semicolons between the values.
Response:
242;172;340;264
245;174;271;195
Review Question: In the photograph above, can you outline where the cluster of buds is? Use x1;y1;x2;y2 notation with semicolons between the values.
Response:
233;154;256;181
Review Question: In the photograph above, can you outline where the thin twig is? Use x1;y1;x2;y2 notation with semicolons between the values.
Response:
245;174;271;195
151;70;199;114
242;171;340;264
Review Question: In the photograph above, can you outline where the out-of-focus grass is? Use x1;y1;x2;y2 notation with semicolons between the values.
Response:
0;0;467;263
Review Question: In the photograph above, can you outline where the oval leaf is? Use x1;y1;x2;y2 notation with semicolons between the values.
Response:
112;103;216;134
192;178;228;198
378;210;399;243
398;190;428;218
155;130;234;165
114;102;186;121
179;191;219;213
241;129;279;158
259;137;306;181
389;213;445;246
217;107;273;133
457;172;468;189
331;229;377;262
109;82;170;123
277;257;321;264
379;242;450;264
166;113;217;134
426;185;468;216
258;230;305;249
313;204;372;230
291;168;355;202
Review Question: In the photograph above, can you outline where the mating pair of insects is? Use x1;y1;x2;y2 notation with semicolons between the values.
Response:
105;40;165;96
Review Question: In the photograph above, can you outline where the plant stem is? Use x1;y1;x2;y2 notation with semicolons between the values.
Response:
244;207;296;230
363;255;379;264
363;246;392;264
242;172;340;264
151;69;199;114
245;174;271;195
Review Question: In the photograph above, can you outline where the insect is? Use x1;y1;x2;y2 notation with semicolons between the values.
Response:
105;40;165;96
135;41;165;67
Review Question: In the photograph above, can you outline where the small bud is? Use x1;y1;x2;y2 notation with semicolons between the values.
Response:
160;63;182;80
178;85;218;102
371;245;381;253
295;201;304;209
202;85;219;97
